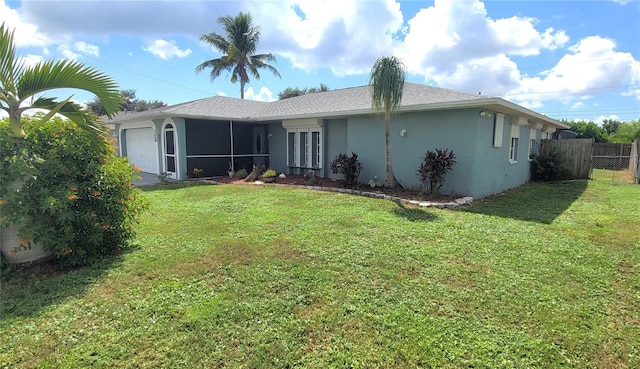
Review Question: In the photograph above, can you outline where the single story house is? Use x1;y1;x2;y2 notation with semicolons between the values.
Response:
108;82;567;198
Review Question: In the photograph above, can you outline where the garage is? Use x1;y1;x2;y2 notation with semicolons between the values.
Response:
124;128;159;174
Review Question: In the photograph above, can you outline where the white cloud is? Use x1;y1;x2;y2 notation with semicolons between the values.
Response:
595;114;620;124
244;87;275;102
75;41;99;57
142;39;192;60
0;0;49;47
19;54;43;68
506;36;640;105
60;47;80;60
400;0;569;78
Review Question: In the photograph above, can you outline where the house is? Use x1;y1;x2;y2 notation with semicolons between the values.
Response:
108;82;567;198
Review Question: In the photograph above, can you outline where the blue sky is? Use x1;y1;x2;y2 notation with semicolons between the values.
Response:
2;0;639;123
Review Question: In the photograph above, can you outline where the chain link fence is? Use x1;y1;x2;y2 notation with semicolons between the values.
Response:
591;155;639;184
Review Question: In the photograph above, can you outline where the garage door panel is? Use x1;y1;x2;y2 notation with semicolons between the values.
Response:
125;128;158;174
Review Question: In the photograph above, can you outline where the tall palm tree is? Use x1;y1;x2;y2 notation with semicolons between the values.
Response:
195;12;281;99
369;56;406;188
0;23;122;141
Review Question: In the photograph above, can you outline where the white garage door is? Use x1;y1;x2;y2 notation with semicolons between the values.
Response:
125;128;158;174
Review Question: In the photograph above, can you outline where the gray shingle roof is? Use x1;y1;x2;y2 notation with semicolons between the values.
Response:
107;82;565;128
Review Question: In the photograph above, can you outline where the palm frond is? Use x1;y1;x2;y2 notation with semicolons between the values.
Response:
0;23;25;104
369;56;406;113
29;96;107;141
17;59;121;117
196;12;280;98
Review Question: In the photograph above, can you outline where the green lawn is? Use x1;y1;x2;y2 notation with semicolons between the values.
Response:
2;174;639;368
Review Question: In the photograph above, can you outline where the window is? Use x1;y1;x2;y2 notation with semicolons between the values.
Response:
510;137;519;162
285;125;322;168
509;122;520;163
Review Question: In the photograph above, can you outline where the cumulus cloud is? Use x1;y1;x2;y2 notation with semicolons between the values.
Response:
506;36;640;106
400;0;569;77
142;39;192;60
244;87;275;102
0;0;49;47
254;0;404;76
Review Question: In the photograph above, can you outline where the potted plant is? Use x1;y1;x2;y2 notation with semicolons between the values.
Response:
261;169;277;183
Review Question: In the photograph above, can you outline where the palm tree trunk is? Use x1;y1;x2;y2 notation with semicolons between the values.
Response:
384;111;398;188
240;80;245;99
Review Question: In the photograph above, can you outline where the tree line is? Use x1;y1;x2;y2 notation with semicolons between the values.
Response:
562;119;640;143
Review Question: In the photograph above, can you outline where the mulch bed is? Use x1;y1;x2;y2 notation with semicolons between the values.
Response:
209;174;457;203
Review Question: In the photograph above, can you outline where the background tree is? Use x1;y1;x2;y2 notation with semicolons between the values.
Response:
609;120;640;143
0;23;121;141
369;56;406;188
601;119;621;135
195;12;280;99
562;120;608;142
278;84;329;100
86;89;167;116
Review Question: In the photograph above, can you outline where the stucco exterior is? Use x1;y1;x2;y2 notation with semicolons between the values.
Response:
108;83;567;198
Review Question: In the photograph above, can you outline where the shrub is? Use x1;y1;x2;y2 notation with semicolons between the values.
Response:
262;169;276;177
417;148;457;197
234;169;247;178
187;168;204;178
330;152;361;188
530;150;569;181
0;116;149;267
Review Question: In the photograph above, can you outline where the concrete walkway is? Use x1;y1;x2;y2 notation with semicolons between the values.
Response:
133;172;162;186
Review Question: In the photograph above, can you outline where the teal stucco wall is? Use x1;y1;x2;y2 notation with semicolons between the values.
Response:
267;122;287;174
266;109;541;198
323;118;348;178
343;109;537;198
347;109;482;195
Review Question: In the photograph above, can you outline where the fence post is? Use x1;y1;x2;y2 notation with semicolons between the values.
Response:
630;140;639;184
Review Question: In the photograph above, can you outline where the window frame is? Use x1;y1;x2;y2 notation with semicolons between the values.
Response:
286;127;322;169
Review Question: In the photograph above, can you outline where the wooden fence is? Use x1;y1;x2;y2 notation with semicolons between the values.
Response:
631;140;639;184
540;139;593;179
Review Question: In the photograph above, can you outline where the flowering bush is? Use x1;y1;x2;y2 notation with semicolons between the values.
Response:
0;116;149;267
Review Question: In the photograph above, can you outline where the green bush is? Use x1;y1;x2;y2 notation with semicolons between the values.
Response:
262;169;277;177
0;116;149;267
530;150;569;181
234;168;248;179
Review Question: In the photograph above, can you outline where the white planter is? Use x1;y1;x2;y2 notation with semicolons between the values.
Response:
1;223;51;264
0;178;52;264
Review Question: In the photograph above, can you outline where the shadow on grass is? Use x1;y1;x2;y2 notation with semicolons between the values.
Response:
462;180;589;224
0;245;138;320
138;181;214;192
393;204;439;222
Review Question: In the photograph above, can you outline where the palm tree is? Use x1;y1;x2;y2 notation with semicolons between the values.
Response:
0;23;122;141
369;56;406;188
195;12;281;99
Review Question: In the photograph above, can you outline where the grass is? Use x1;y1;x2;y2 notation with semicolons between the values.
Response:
1;175;639;368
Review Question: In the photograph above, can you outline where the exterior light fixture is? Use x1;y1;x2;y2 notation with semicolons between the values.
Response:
479;111;492;118
400;129;407;137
